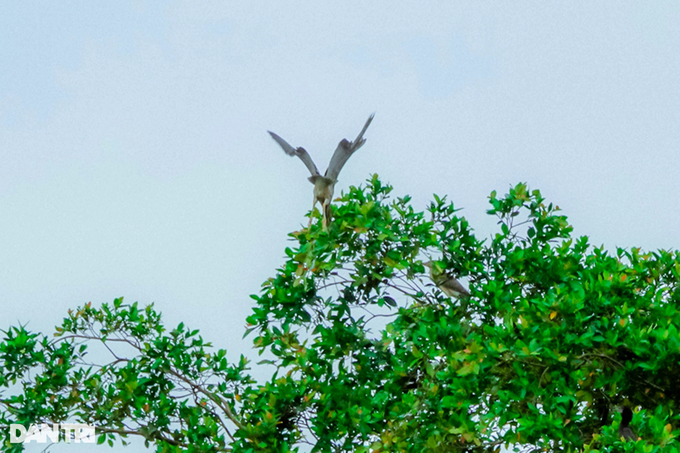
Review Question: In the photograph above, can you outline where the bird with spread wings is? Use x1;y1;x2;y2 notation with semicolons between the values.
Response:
268;114;374;230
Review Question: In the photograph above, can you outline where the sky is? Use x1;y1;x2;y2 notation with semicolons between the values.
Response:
1;2;679;451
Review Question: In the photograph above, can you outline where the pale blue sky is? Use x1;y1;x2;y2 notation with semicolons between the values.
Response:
2;2;679;451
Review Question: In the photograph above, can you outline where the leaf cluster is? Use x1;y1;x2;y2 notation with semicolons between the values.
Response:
246;176;680;452
3;176;680;453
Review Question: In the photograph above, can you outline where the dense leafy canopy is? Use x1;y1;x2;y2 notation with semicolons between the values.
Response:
2;176;680;452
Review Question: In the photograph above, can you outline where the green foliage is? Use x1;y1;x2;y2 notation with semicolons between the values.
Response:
1;300;253;452
247;176;680;452
2;175;680;452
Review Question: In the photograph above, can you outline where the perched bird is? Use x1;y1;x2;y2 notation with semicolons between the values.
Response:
268;114;374;230
423;261;471;299
618;406;637;441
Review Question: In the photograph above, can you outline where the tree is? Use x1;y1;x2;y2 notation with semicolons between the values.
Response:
2;176;680;452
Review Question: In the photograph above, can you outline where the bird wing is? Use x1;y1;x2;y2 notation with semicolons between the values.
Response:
325;113;375;182
268;131;321;177
440;276;471;298
619;425;637;441
351;113;375;151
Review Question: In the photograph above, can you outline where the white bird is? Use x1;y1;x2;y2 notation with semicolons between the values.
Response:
268;114;374;230
423;261;471;299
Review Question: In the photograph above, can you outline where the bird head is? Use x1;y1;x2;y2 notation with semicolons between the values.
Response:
422;260;443;275
423;260;450;282
617;406;634;425
422;260;435;274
